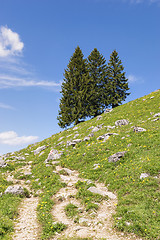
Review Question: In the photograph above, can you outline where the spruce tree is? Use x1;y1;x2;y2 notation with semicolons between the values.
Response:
87;48;108;116
57;46;91;128
106;50;130;108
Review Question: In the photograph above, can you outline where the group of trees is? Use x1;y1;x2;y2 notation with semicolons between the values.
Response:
57;46;130;128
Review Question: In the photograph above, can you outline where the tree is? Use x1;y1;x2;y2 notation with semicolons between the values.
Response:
57;46;91;128
106;50;130;108
87;48;108;116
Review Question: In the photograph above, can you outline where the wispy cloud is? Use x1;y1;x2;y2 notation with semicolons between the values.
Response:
0;26;24;57
128;74;144;84
0;74;61;89
0;131;38;146
0;102;15;110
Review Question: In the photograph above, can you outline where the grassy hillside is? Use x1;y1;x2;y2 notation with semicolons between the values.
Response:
0;89;160;239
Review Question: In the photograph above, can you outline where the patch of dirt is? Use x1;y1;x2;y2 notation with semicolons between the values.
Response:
12;197;40;240
51;166;142;240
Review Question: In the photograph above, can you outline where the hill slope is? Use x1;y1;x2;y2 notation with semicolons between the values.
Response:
0;89;160;240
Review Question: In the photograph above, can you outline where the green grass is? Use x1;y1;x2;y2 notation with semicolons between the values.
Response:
65;203;79;218
0;89;160;239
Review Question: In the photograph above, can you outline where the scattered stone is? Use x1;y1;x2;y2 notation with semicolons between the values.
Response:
88;186;116;199
83;137;90;141
93;163;100;170
63;168;74;175
73;126;78;130
35;189;43;195
56;141;64;146
25;153;29;156
88;133;94;138
52;160;60;165
97;133;118;141
39;151;45;156
24;171;32;176
15;156;26;161
104;108;113;113
34;145;47;155
67;134;72;138
150;96;154;99
134;127;146;133
153;113;160;118
127;143;132;147
58;136;64;141
79;218;89;224
115;119;129;127
0;160;7;168
92;126;100;133
73;133;79;139
45;149;63;163
121;137;125;139
108;151;127;163
66;139;82;147
4;185;25;196
97;115;102;120
151;118;159;122
26;180;31;184
87;126;94;130
126;222;131;226
107;125;115;130
143;99;146;101
83;153;86;156
140;173;149;179
35;178;40;182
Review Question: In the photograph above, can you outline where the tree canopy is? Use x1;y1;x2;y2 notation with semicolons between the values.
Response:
57;47;130;128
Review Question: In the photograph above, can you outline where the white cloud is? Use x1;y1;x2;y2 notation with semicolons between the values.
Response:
0;26;24;57
0;102;15;110
0;74;61;89
128;74;144;84
0;131;38;146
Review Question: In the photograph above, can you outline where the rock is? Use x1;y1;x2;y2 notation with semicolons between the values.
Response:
107;125;115;130
127;143;132;147
93;163;100;169
104;108;113;113
24;171;32;176
133;127;146;133
83;137;90;141
97;115;102;120
15;156;26;161
73;126;78;130
63;168;74;175
39;151;45;156
91;124;103;133
79;218;89;224
153;113;160;118
88;186;116;199
58;136;64;141
115;119;129;127
52;160;60;165
108;151;127;163
55;141;64;146
26;180;31;184
87;126;94;130
88;133;94;138
151;118;159;122
4;185;25;196
66;139;82;147
150;96;154;99
140;173;149;179
97;133;118;141
73;133;79;139
25;153;29;156
45;149;63;162
0;160;7;168
34;145;47;155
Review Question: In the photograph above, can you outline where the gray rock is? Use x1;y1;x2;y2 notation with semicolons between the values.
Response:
133;127;146;133
0;160;7;168
88;186;116;199
4;185;25;195
153;113;160;118
87;126;94;130
46;149;63;162
97;133;118;141
97;115;102;120
104;108;113;113
107;125;115;130
73;126;78;130
151;118;159;122
15;156;26;161
140;173;149;179
63;168;74;175
26;180;31;184
115;119;129;127
66;139;82;147
73;133;79;139
56;141;64;146
88;133;94;138
34;145;47;155
52;160;60;165
150;96;154;99
58;136;64;141
108;151;127;163
92;126;100;133
39;151;45;156
83;137;90;141
24;171;32;176
93;163;100;169
79;218;89;224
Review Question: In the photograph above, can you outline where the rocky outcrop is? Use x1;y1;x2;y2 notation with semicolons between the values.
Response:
108;151;127;163
4;185;25;196
115;119;129;127
34;145;47;155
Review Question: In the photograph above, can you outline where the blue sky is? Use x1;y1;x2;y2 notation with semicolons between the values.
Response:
0;0;159;155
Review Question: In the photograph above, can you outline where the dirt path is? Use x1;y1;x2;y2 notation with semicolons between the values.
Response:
51;166;142;240
13;197;40;240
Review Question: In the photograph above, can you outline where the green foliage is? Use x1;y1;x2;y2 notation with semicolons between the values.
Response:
65;203;78;218
57;46;91;128
87;48;108;116
106;50;130;108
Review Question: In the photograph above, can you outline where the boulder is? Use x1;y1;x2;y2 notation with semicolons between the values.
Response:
133;127;146;133
4;185;25;196
153;113;160;118
83;137;90;141
96;115;102;120
115;119;129;127
88;186;116;199
66;139;82;147
104;108;113;113
34;145;47;155
140;173;149;179
46;149;63;162
108;151;127;163
0;160;7;168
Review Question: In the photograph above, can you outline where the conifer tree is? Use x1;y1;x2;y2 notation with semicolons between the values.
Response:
106;50;130;108
57;46;91;128
87;48;108;116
